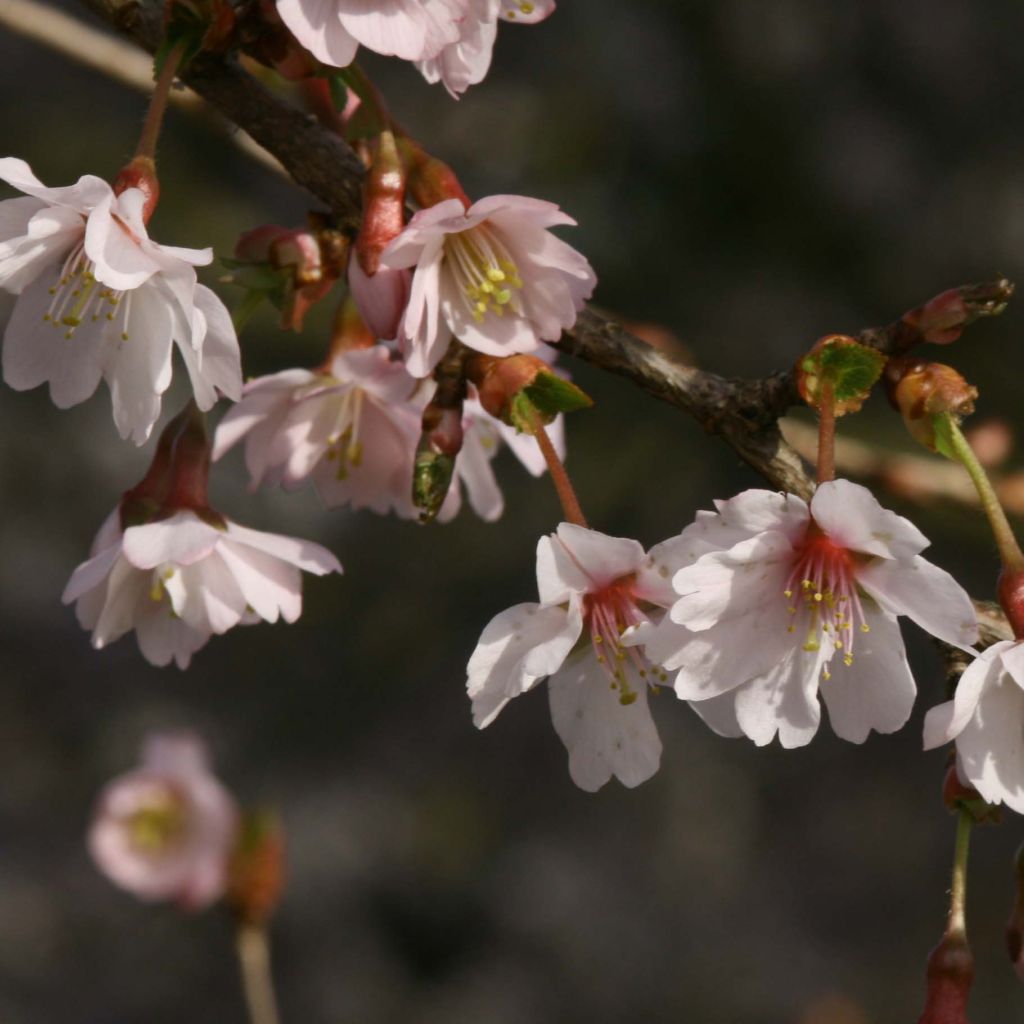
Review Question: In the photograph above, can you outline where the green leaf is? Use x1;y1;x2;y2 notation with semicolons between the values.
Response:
523;372;593;419
798;337;885;415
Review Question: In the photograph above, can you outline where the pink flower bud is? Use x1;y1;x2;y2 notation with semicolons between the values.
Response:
88;732;239;909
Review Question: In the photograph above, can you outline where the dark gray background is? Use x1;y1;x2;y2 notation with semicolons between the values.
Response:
0;2;1022;1021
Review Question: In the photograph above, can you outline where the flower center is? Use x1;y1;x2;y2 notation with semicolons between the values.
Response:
445;224;524;323
321;383;366;480
124;787;187;854
784;530;869;678
42;242;128;341
583;577;661;705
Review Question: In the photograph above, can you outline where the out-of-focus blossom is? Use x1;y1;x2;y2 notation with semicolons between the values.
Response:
0;157;241;443
380;194;595;376
924;640;1024;813
642;481;978;747
63;507;342;669
89;732;239;908
467;523;678;791
214;344;422;517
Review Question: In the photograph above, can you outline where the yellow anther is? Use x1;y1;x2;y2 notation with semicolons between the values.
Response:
803;641;820;652
787;625;796;633
486;266;506;282
860;623;870;633
822;669;831;681
813;593;823;602
844;654;853;666
783;589;793;598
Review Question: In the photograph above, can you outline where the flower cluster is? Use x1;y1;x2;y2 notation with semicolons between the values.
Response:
467;481;981;791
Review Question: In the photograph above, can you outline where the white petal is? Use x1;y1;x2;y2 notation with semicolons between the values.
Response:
953;671;1024;813
856;554;978;650
818;605;916;743
62;541;122;604
84;192;162;290
467;601;580;728
811;479;929;560
687;690;744;739
223;521;342;575
713;488;809;543
455;426;504;521
670;531;792;631
733;644;825;748
922;643;1012;749
122;513;223;569
217;542;303;624
553;523;645;589
547;652;662;791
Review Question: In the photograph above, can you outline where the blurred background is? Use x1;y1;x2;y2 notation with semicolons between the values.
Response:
1;1;1023;1021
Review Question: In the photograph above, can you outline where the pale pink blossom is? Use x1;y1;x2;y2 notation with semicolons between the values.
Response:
417;0;556;97
641;481;978;747
89;732;239;908
380;194;595;377
63;508;342;669
438;394;564;522
0;158;242;443
213;345;421;517
924;641;1024;813
467;523;677;791
275;0;467;69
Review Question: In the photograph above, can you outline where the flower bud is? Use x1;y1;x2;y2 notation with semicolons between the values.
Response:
886;358;978;452
918;932;974;1024
112;156;160;224
900;280;1013;348
941;763;1000;824
226;811;285;927
327;296;376;359
399;138;471;210
998;566;1024;640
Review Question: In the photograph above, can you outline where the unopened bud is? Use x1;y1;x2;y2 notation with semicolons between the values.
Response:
901;280;1014;348
918;932;974;1024
467;353;593;427
887;359;978;452
327;296;376;359
414;406;464;523
112;156;160;224
997;566;1024;641
941;763;999;824
226;811;285;927
399;138;471;210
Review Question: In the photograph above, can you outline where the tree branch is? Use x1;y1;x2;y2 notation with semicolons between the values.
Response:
62;0;1019;645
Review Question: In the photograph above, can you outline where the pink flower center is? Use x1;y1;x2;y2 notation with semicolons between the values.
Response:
583;577;658;705
42;242;127;340
784;530;869;677
445;223;524;323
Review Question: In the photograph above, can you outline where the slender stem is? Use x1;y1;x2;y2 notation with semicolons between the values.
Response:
235;924;281;1024
526;408;588;528
947;809;973;940
816;381;836;484
135;39;187;160
945;415;1024;572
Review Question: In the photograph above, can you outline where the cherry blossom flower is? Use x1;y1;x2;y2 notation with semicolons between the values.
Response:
642;481;978;748
89;731;239;908
63;508;342;669
0;158;242;443
467;523;678;791
438;394;564;522
924;640;1024;813
416;0;556;98
380;194;595;377
275;0;468;69
213;344;422;517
